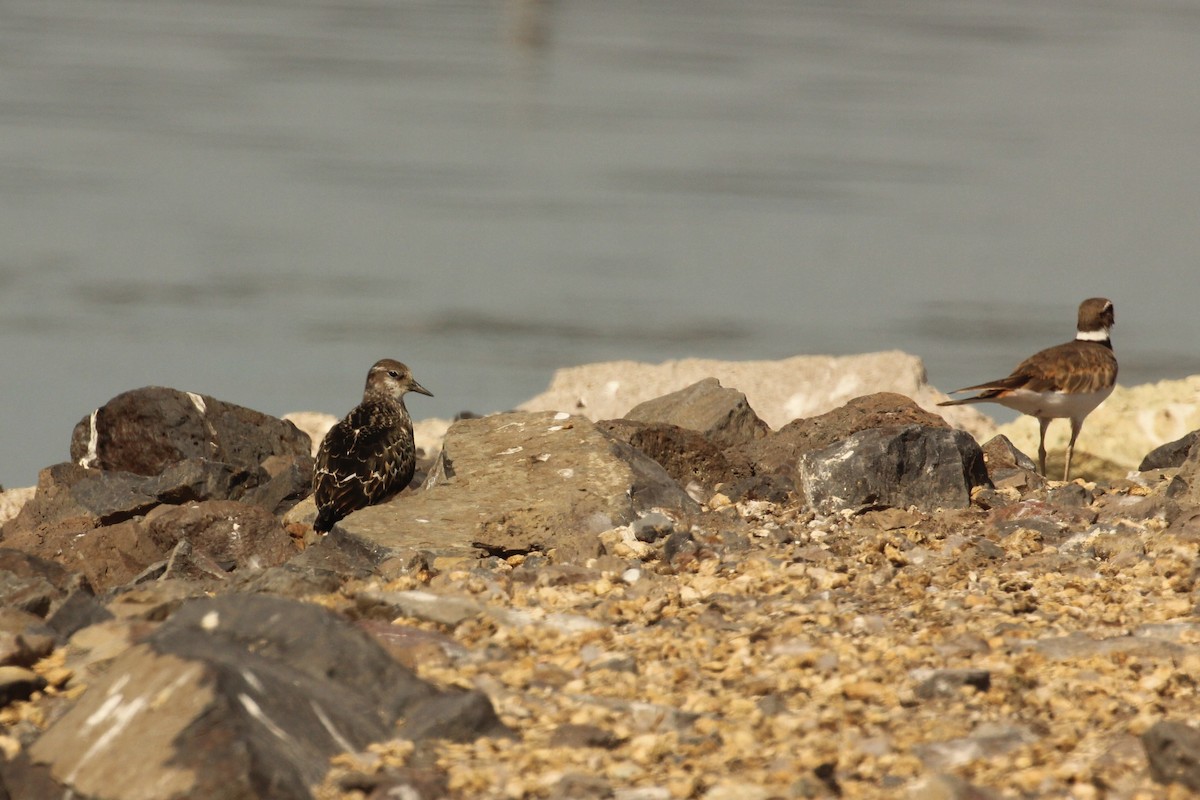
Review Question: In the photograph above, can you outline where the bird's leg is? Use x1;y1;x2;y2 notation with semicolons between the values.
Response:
1037;417;1051;477
1064;417;1084;482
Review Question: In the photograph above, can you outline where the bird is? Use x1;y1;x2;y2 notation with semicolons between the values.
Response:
938;297;1117;482
312;359;433;533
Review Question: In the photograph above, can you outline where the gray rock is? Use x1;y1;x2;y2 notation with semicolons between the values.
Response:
913;723;1039;770
1166;443;1200;506
356;589;484;627
550;773;615;800
27;594;506;800
1030;632;1190;661
906;773;1001;800
0;665;46;708
979;434;1045;493
1143;720;1200;791
623;377;769;448
597;419;755;494
1141;430;1200;471
241;453;315;515
287;411;699;567
912;669;991;700
5;458;299;543
800;425;990;514
69;386;312;476
551;723;623;749
0;549;81;618
740;392;951;485
0;609;57;668
5;491;298;593
980;434;1037;473
45;587;114;639
143;500;296;574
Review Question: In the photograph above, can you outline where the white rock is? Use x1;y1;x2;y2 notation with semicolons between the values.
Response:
0;486;35;526
517;351;995;439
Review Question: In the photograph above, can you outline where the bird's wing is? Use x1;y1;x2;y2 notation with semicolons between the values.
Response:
314;405;415;508
1008;341;1117;394
947;341;1116;396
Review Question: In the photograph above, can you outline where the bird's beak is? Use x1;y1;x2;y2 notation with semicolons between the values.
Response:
409;379;434;398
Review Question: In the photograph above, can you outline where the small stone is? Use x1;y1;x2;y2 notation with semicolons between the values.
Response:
1143;720;1200;791
912;669;992;700
0;666;47;707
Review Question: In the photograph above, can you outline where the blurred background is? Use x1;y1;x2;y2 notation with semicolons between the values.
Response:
2;0;1200;488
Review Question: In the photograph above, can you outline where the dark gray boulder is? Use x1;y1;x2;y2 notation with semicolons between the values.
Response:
26;594;506;800
69;386;312;476
1140;431;1200;472
800;425;990;514
739;392;951;486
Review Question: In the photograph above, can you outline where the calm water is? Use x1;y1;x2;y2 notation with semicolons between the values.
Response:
2;0;1200;488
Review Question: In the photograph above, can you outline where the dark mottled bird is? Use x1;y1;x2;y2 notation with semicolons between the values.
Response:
938;298;1116;481
312;359;433;533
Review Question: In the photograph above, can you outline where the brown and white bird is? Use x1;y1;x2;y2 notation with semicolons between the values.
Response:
938;297;1117;481
312;359;433;533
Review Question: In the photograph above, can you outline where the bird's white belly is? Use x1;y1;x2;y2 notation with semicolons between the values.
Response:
995;386;1114;420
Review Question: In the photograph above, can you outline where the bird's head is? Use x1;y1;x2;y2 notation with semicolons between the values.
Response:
365;359;434;402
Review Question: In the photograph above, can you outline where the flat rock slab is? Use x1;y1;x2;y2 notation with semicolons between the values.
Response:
288;411;699;566
27;594;505;800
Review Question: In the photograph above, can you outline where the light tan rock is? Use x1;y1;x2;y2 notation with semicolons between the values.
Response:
0;486;35;526
997;376;1200;475
285;411;698;563
518;351;996;440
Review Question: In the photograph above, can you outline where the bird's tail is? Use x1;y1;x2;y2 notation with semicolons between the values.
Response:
313;507;340;533
937;396;983;407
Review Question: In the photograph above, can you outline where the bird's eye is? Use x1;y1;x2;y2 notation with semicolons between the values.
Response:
388;370;400;378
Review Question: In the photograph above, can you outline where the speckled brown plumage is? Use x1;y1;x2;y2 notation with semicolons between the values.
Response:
312;359;432;533
939;298;1116;481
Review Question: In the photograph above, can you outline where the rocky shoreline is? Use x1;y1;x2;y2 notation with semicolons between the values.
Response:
2;352;1200;799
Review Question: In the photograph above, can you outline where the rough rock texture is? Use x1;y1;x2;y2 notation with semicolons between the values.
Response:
286;411;699;567
979;434;1045;493
597;419;756;496
740;392;950;484
622;377;769;448
10;366;1200;800
70;386;312;476
0;548;84;618
0;487;35;527
519;352;995;438
1142;720;1200;792
998;375;1200;478
2;484;297;591
800;424;990;513
1140;430;1200;472
24;595;506;800
1165;444;1200;510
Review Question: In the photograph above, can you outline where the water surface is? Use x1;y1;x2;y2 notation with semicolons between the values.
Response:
2;0;1200;487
